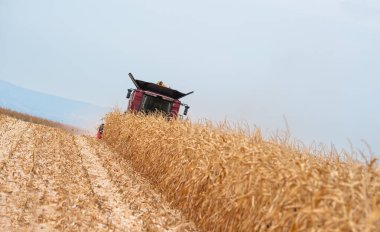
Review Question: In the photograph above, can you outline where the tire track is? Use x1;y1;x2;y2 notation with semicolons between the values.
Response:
1;122;111;231
45;129;110;231
0;117;30;166
0;123;36;231
85;137;198;232
24;127;66;232
75;136;142;231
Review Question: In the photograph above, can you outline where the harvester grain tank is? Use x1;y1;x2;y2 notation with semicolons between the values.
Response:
126;73;193;118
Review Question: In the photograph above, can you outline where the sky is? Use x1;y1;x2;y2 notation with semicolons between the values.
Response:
0;0;379;156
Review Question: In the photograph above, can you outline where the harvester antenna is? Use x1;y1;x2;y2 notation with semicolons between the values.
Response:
128;73;140;88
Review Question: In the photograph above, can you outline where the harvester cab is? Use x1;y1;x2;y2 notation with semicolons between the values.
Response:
126;73;193;118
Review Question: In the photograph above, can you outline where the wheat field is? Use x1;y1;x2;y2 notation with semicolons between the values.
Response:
0;112;197;231
103;110;380;232
0;107;80;133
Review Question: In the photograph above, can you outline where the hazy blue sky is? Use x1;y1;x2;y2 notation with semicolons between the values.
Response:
1;0;379;156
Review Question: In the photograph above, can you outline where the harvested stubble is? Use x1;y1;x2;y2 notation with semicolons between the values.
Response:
1;113;196;231
103;110;380;232
0;107;81;133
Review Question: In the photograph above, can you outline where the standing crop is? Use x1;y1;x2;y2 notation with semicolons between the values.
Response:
103;110;380;232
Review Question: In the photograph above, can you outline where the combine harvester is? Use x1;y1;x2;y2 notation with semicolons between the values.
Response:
97;73;193;139
125;73;193;118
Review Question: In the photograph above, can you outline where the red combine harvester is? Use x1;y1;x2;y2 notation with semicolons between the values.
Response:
125;73;193;118
97;73;193;139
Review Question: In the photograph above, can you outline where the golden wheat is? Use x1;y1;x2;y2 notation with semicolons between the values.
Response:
103;110;380;232
0;107;81;133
